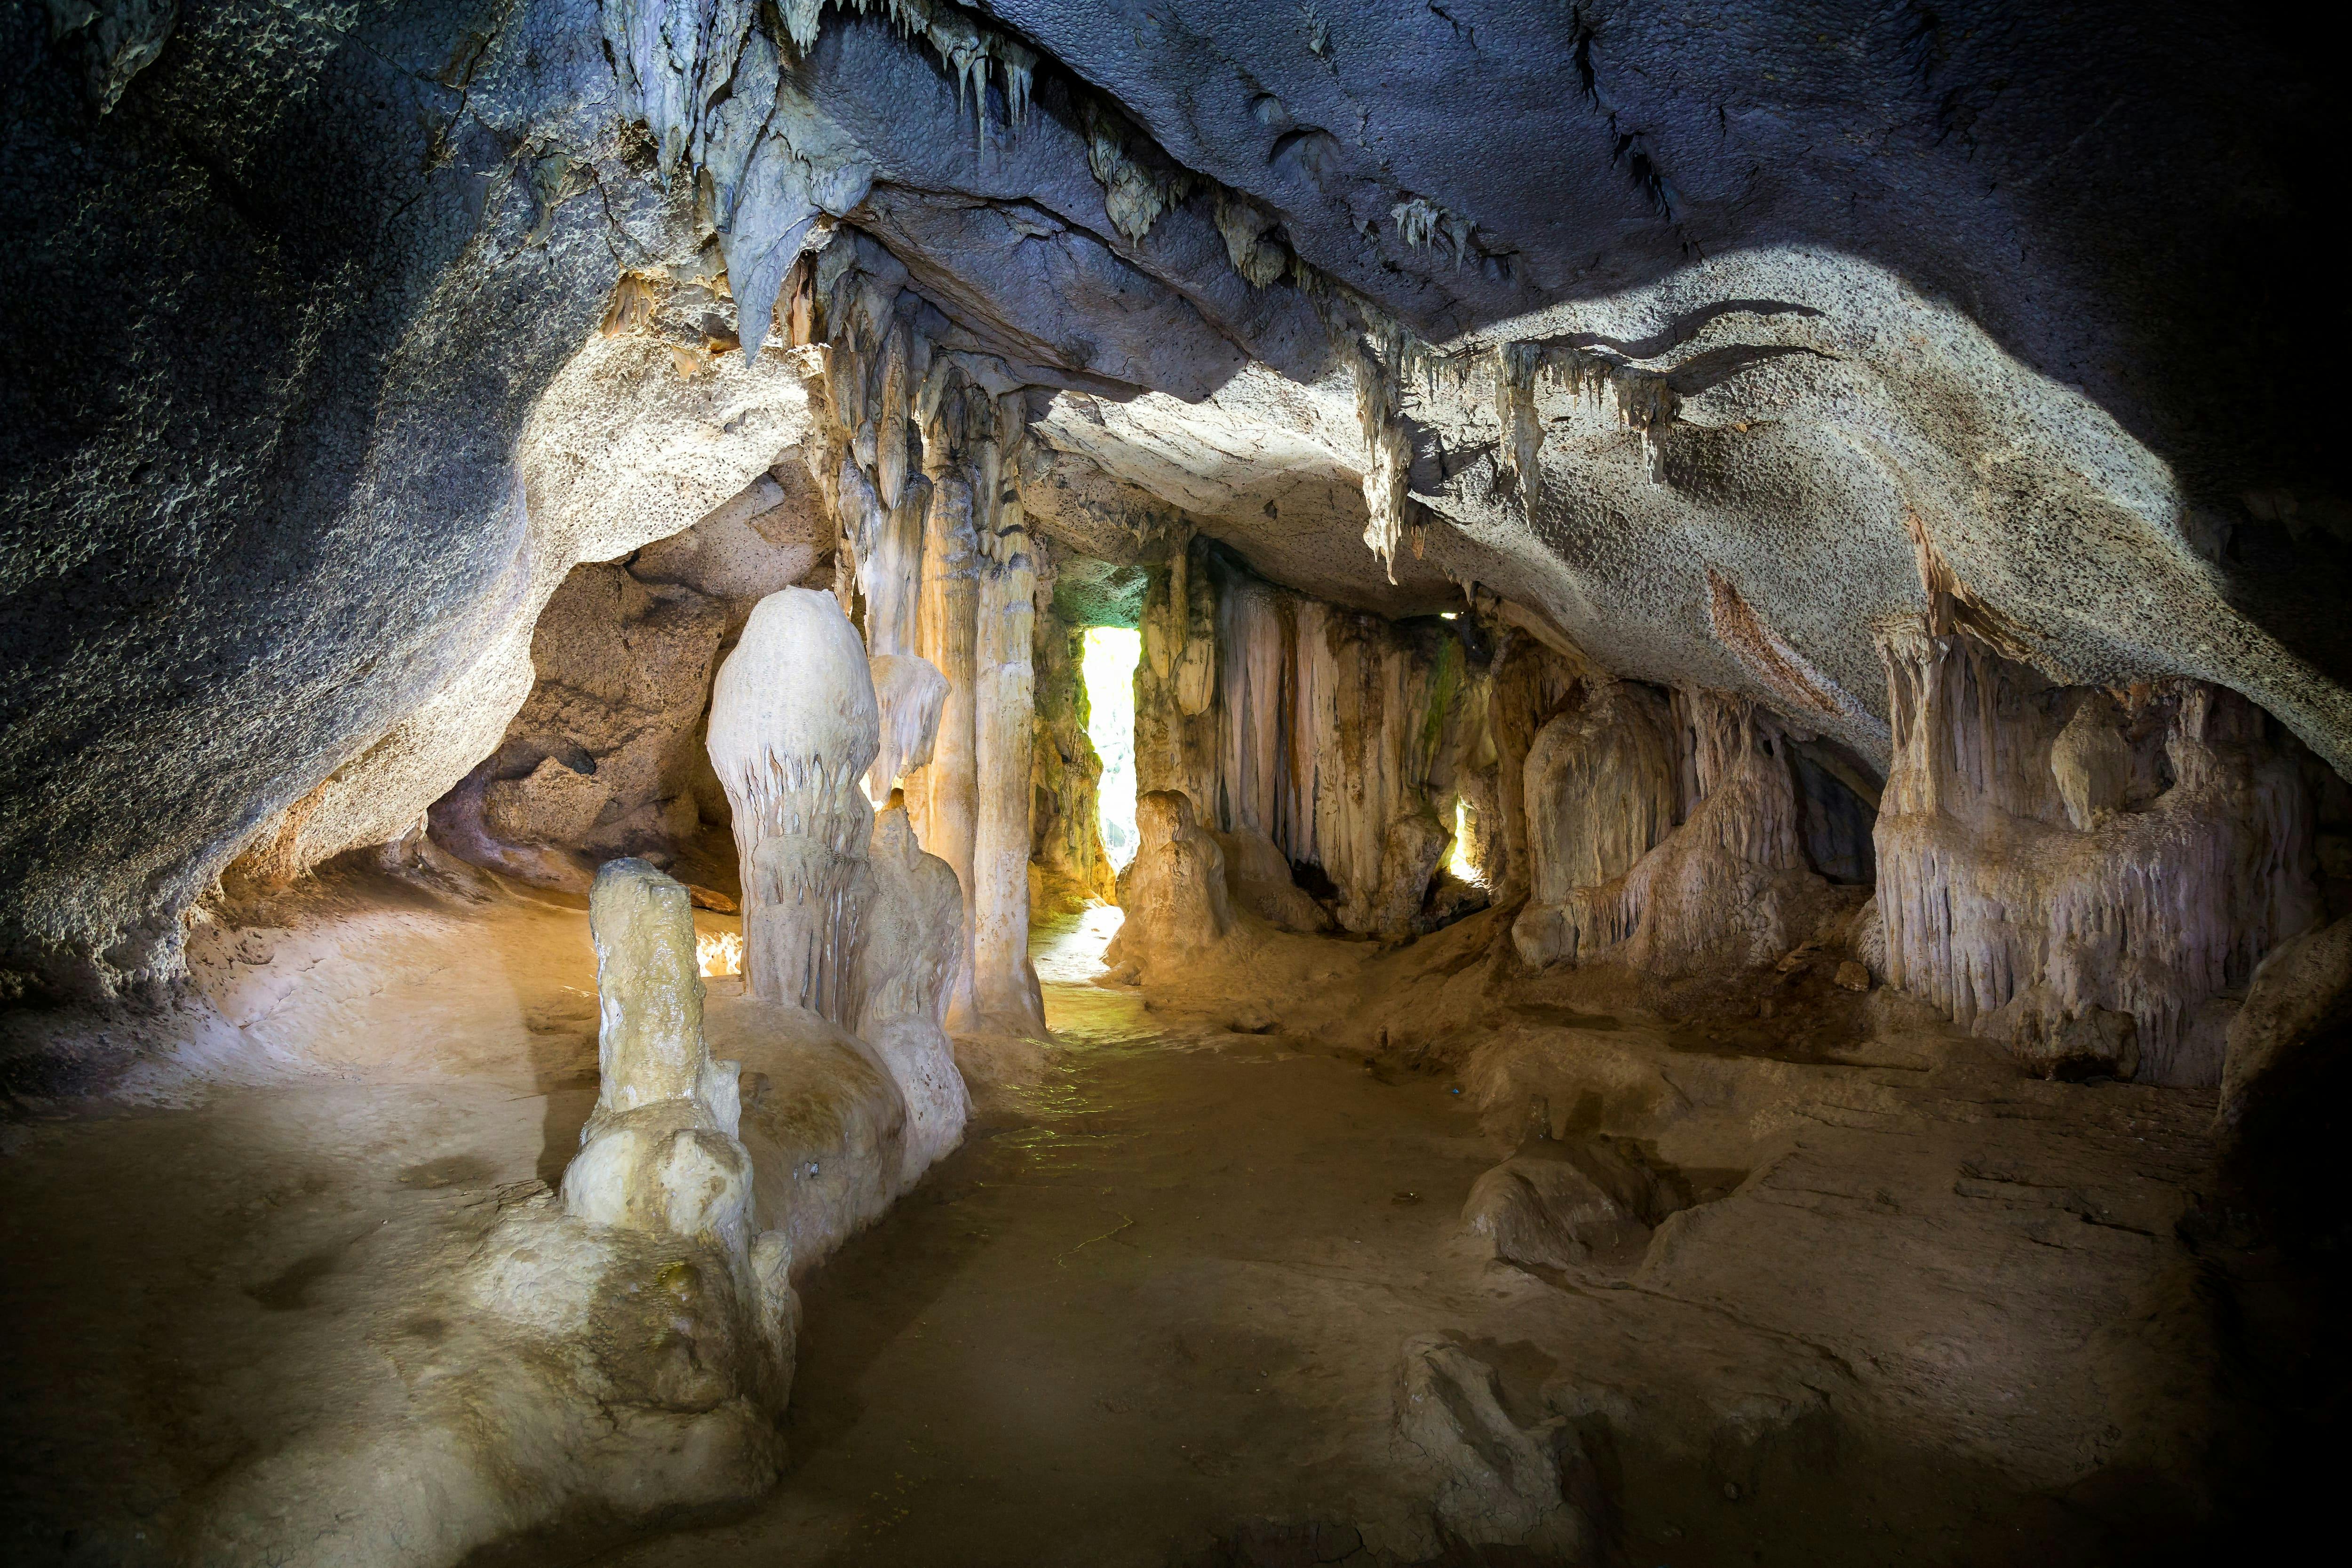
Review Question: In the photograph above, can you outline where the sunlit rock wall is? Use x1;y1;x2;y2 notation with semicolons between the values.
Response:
1030;603;1119;918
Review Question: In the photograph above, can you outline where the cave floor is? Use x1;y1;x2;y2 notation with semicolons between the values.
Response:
588;912;2225;1568
0;885;2242;1568
597;908;1507;1567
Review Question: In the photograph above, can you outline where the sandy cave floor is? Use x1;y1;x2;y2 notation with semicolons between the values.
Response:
0;879;2252;1567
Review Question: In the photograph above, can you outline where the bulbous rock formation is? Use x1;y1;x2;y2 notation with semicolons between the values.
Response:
1104;789;1234;979
707;587;881;1020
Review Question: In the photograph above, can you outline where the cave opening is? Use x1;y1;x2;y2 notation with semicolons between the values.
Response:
1080;626;1140;871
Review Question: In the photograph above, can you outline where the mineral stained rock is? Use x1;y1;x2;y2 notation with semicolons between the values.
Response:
1104;789;1234;979
853;804;972;1182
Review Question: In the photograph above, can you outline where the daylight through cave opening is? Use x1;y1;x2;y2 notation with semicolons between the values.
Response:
1081;626;1141;871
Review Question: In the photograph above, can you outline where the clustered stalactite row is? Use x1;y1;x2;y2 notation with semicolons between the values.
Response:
1114;527;2334;1091
1511;677;1858;981
1134;539;1493;939
766;225;1047;1035
1874;621;2323;1085
600;0;1689;591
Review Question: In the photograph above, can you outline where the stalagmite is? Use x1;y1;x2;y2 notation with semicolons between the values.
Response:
1493;342;1543;520
853;804;972;1183
1875;621;2321;1083
1347;330;1414;583
1104;790;1234;978
706;588;881;1022
971;398;1047;1034
563;860;764;1257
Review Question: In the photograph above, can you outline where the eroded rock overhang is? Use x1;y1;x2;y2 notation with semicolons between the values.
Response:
0;0;2342;995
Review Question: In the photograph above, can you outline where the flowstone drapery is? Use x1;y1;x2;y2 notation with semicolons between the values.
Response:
1875;622;2322;1083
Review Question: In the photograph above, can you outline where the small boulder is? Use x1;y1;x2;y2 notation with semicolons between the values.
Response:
1463;1140;1680;1269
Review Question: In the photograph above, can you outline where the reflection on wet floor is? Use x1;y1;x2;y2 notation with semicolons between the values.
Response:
1031;904;1124;988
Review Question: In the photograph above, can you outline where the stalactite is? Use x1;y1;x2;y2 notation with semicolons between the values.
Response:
1214;191;1291;287
706;589;882;1022
1494;342;1544;520
1081;98;1198;244
1345;327;1414;584
1390;197;1474;266
1874;621;2322;1083
1134;549;1489;934
875;311;911;510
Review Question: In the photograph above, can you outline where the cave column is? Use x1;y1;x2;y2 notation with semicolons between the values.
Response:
971;394;1047;1034
909;400;983;1027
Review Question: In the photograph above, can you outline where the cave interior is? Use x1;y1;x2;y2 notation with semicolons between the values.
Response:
4;3;2351;1566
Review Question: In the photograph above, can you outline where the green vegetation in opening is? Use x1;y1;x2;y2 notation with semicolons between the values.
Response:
1081;627;1142;868
1444;796;1471;881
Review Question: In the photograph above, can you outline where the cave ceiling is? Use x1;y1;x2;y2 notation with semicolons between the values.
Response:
2;0;2344;994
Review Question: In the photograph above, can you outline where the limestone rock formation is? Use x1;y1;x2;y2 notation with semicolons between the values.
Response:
2217;914;2352;1242
1876;624;2322;1083
1516;686;1843;979
1463;1142;1685;1272
1134;543;1489;934
563;861;763;1257
1512;678;1679;964
434;562;730;891
1104;790;1233;979
853;805;972;1182
707;587;881;1020
1393;1335;1594;1561
1214;824;1331;934
971;462;1047;1035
